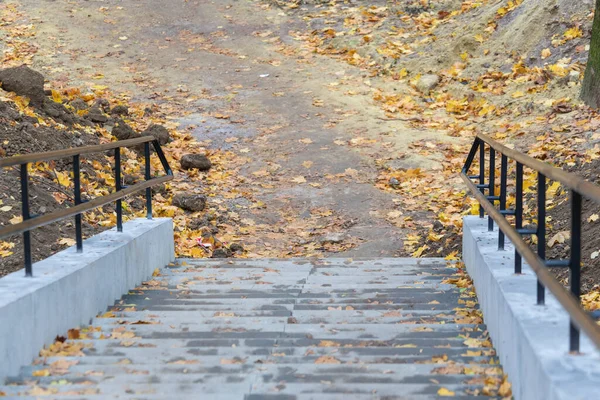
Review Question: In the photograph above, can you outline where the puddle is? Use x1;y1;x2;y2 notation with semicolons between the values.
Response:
177;113;256;149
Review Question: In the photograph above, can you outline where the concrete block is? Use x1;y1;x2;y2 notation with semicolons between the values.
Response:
0;218;174;380
463;216;600;400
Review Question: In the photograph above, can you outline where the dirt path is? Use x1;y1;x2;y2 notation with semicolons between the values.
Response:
14;0;450;258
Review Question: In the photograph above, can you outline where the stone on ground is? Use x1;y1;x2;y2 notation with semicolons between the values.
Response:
143;124;170;145
415;74;440;94
172;192;207;211
0;66;46;106
111;119;140;141
180;154;212;171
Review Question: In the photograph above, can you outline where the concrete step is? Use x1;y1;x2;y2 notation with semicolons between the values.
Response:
0;382;498;397
10;396;501;400
1;258;505;399
10;368;502;386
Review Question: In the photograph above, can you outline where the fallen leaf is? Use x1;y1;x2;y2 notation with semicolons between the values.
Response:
437;387;455;396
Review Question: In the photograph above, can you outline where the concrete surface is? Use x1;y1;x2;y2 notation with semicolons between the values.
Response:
0;218;174;380
463;216;600;400
2;258;504;399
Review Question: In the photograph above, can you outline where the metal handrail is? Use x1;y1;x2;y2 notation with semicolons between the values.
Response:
0;136;173;277
462;133;600;352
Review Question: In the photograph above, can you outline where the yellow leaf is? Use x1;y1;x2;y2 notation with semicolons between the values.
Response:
387;210;402;219
427;232;443;242
498;379;512;397
564;27;583;40
437;387;455;396
463;338;482;347
51;90;63;104
54;170;71;187
314;355;341;364
548;231;570;248
32;369;50;377
412;245;429;258
190;247;204;257
548;63;569;77
58;238;76;247
291;176;307;184
541;48;551;59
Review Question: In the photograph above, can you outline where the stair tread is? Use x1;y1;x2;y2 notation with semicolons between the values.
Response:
2;258;504;399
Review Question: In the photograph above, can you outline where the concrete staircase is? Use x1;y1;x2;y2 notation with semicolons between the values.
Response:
1;258;505;399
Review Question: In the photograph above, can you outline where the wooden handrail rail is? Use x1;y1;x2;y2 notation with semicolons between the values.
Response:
477;133;600;203
0;136;155;168
0;175;172;239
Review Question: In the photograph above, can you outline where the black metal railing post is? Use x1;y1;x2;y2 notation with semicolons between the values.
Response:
570;191;582;352
488;147;495;231
153;140;173;176
115;148;123;232
144;142;152;220
20;164;32;277
73;155;83;252
479;142;485;218
499;155;508;250
537;173;546;305
515;162;524;274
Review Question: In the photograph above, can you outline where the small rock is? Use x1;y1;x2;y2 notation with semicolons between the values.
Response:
42;98;68;119
212;247;232;258
142;124;170;145
110;104;129;116
569;70;581;83
433;220;444;232
320;233;346;245
19;122;35;133
229;243;244;253
180;154;212;171
0;102;20;120
86;107;108;124
94;98;111;112
123;174;139;185
70;98;88;111
389;177;400;188
415;74;440;94
112;119;140;140
172;193;207;212
188;218;206;231
0;66;46;106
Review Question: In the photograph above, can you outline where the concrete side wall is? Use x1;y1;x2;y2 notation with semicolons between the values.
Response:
0;218;174;380
463;216;600;400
